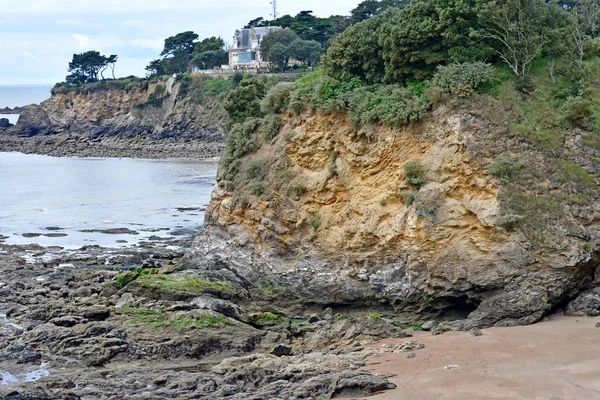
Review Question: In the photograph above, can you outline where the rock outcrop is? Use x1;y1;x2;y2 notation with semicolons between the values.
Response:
0;79;226;158
184;97;600;328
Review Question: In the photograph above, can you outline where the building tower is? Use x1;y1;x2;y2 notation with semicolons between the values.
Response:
271;0;278;19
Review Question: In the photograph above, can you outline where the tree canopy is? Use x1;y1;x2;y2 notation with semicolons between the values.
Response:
146;33;228;76
66;51;118;84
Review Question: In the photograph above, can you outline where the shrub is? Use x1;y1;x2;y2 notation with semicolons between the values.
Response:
221;118;261;182
307;213;322;230
292;184;307;196
328;152;338;178
430;62;497;97
405;191;417;207
489;156;519;183
404;161;427;188
250;181;265;196
345;85;431;127
558;96;595;128
224;78;267;124
551;159;596;188
379;197;388;206
260;114;282;141
260;82;293;114
246;158;268;180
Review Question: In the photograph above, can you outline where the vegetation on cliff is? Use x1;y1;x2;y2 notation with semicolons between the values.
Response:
216;0;600;248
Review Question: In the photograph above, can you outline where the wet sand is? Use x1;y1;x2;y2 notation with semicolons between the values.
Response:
364;315;600;400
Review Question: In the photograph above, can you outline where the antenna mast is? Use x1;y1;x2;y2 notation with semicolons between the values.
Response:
271;0;278;19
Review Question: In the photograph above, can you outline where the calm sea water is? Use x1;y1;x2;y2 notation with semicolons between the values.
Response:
0;85;52;124
0;85;52;108
0;153;218;249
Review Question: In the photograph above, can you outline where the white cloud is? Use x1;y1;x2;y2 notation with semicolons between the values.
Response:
130;39;164;51
22;51;39;60
72;34;124;51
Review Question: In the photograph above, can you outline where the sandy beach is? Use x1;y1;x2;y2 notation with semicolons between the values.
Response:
361;315;600;400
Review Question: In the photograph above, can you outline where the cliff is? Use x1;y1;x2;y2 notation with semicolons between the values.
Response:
0;77;226;158
185;95;600;328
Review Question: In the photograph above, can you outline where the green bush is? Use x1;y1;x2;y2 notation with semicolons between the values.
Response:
224;78;267;124
430;62;497;97
558;96;595;128
260;82;293;114
221;118;261;182
489;156;519;183
250;181;265;196
246;158;268;180
405;191;417;207
260;114;282;141
404;161;427;188
307;213;322;230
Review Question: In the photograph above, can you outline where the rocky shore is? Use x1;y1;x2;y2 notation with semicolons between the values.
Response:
0;242;407;399
0;77;227;159
0;134;224;159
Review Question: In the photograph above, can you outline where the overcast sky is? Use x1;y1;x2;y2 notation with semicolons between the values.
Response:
0;0;357;85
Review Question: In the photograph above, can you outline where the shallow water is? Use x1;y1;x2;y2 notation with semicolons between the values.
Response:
0;152;218;249
0;85;52;108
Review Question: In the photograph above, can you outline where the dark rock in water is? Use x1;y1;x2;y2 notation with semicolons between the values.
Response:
22;233;42;238
80;228;139;235
407;352;417;359
271;344;292;357
470;328;483;337
595;322;600;328
43;233;68;238
176;207;203;212
45;227;64;231
168;228;198;237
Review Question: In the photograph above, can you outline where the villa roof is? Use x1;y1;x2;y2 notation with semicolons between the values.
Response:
232;26;282;50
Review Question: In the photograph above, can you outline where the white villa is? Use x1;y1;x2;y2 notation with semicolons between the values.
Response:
228;26;282;71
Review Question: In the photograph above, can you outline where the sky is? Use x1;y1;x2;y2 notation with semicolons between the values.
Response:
0;0;357;85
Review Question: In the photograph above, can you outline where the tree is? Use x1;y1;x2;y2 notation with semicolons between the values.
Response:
350;0;408;24
66;51;114;84
379;0;485;82
478;0;566;79
191;37;228;70
191;50;228;70
224;79;267;124
260;29;300;72
568;0;600;69
101;55;118;80
245;17;266;28
145;59;166;78
290;39;323;70
245;11;337;45
323;11;391;83
160;31;199;73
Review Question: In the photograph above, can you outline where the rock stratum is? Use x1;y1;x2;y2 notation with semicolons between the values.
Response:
185;96;600;328
0;79;225;158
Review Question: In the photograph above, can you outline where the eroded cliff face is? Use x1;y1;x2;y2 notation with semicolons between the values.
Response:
186;98;600;328
0;80;226;158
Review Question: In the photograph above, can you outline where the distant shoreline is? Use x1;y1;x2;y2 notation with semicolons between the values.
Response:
0;134;225;160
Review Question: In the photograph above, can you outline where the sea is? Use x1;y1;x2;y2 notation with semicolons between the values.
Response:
0;85;219;249
0;85;52;124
